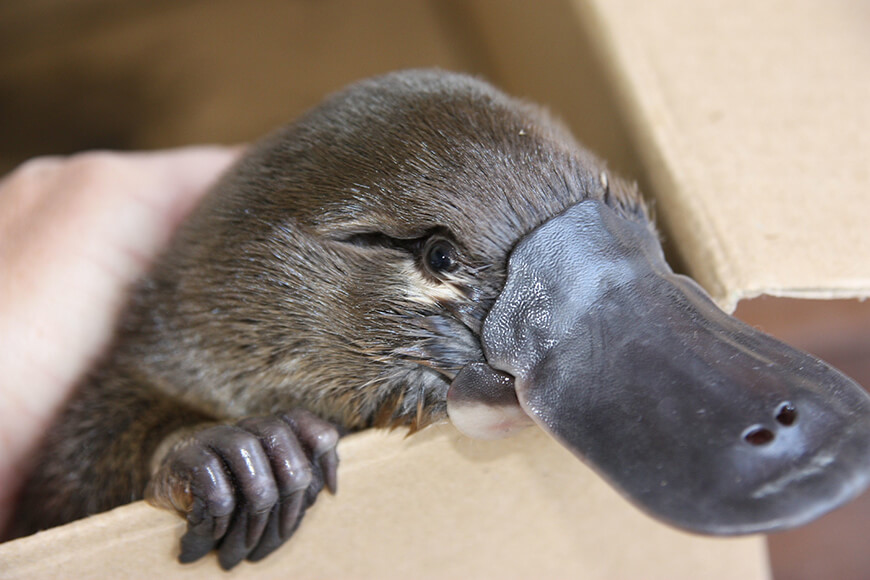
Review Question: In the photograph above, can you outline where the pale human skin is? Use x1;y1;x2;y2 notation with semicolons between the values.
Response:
0;146;241;535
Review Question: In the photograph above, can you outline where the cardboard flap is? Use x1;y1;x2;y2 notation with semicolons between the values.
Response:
575;0;870;310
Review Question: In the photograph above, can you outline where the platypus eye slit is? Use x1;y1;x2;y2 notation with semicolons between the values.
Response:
422;237;458;276
335;229;462;278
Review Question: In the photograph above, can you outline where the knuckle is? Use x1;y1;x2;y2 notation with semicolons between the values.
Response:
184;456;235;516
232;431;263;455
12;155;64;180
237;415;288;446
198;425;256;452
206;491;235;518
1;156;63;198
311;427;340;454
63;151;135;195
67;150;118;169
166;443;206;474
287;465;313;491
237;414;282;431
281;410;340;452
246;481;279;510
64;151;117;183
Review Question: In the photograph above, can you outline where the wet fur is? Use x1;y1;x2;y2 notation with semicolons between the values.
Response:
11;70;648;536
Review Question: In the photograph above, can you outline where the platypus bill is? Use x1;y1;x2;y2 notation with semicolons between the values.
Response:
11;70;870;569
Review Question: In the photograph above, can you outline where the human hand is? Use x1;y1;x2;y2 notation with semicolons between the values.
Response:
0;147;241;534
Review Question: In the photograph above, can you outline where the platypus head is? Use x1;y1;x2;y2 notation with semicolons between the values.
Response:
166;70;870;537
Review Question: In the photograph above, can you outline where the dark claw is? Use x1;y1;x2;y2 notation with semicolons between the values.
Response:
179;525;219;564
318;448;339;495
178;496;227;562
212;512;232;542
246;506;284;563
146;410;341;568
278;490;305;539
245;509;271;550
217;510;254;570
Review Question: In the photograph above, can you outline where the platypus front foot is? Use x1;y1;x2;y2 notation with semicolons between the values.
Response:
146;409;339;569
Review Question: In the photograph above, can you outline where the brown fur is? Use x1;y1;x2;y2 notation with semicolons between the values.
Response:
10;69;648;536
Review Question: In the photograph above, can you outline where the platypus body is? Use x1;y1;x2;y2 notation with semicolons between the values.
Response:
11;70;870;569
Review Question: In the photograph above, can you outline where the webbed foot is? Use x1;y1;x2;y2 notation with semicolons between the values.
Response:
146;409;339;569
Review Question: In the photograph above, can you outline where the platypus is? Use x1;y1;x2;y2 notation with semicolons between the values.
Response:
10;70;870;570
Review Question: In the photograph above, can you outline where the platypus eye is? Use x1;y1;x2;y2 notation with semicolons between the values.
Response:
424;238;458;275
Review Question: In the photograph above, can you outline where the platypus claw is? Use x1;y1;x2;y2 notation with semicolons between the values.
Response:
146;410;339;570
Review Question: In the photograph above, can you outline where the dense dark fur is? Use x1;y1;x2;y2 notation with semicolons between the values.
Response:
11;70;647;538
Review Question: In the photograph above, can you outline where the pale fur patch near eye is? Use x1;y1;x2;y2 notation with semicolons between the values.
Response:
399;265;466;305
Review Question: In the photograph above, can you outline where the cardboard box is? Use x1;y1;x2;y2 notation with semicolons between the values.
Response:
2;0;868;578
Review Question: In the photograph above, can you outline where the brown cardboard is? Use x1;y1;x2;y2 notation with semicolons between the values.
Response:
572;0;870;311
0;426;769;579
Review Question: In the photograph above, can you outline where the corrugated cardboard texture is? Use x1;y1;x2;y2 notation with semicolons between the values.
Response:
0;426;769;579
575;0;870;310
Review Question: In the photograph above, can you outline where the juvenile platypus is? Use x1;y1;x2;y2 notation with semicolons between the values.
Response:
11;70;870;570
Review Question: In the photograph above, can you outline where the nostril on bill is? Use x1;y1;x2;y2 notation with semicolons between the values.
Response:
776;402;798;426
741;403;799;446
743;425;775;446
